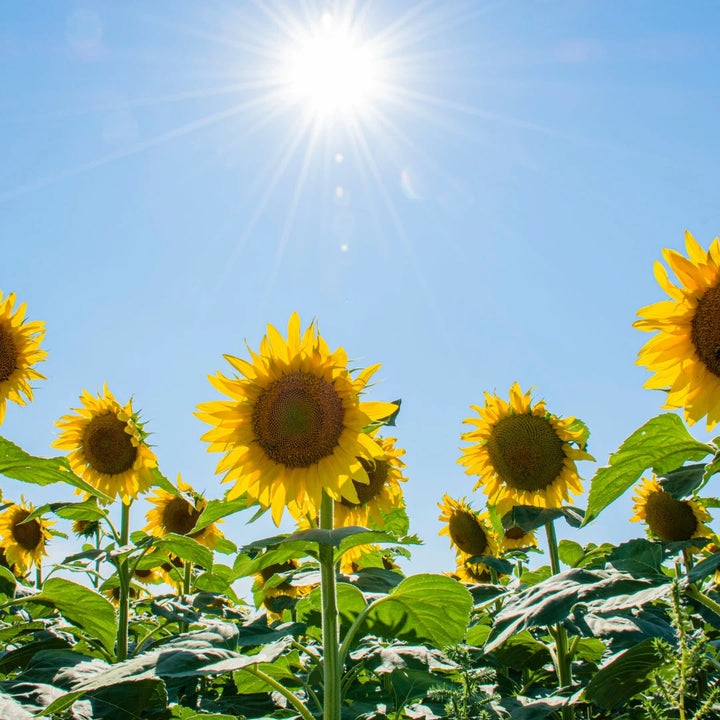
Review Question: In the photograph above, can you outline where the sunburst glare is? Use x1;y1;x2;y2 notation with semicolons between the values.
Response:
279;11;383;122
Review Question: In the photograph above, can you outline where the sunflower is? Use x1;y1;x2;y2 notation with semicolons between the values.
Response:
159;554;186;589
338;543;402;575
334;434;407;528
53;385;157;503
196;313;397;524
254;560;313;617
635;231;720;430
144;475;224;550
631;476;712;543
438;495;499;563
452;560;493;585
101;581;143;605
500;524;538;552
0;501;53;572
458;383;593;509
71;519;101;539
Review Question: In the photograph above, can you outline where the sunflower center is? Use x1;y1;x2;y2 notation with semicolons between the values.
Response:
645;491;698;541
448;511;488;556
691;284;720;376
0;324;18;382
505;526;527;540
83;412;137;475
341;457;389;507
11;510;42;552
162;496;201;535
486;414;566;492
252;371;345;468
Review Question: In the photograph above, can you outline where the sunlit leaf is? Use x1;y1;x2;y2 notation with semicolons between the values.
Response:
154;533;214;570
583;414;713;526
27;579;117;654
0;437;111;502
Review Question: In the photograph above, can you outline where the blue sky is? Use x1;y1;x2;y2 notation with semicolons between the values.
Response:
2;1;720;580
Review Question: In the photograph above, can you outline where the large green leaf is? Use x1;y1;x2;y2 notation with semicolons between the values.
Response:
296;583;367;640
27;579;117;654
23;499;107;525
659;463;707;498
0;436;111;502
154;533;213;570
194;497;251;532
365;574;472;648
584;638;664;708
502;506;584;532
583;414;713;526
485;569;666;652
492;630;553;671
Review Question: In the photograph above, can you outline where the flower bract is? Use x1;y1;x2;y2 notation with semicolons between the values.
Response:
458;382;593;508
635;231;720;429
53;384;157;504
0;290;47;425
196;312;396;524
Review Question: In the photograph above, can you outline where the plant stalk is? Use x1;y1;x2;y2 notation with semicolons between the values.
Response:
116;501;131;662
245;666;315;720
545;520;574;720
319;490;341;720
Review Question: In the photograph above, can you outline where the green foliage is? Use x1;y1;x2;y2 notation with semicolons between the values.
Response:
583;413;714;526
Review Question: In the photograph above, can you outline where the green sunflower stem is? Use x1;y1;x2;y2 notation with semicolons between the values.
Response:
544;520;574;720
116;501;131;663
319;490;341;720
35;564;42;589
180;559;192;634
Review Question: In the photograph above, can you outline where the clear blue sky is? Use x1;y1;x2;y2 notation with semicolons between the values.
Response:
3;1;720;579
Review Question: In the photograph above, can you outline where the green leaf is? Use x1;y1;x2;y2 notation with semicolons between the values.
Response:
27;579;117;654
558;540;584;567
149;467;178;494
583;413;713;526
23;499;107;525
0;436;112;502
465;555;513;575
0;565;16;600
687;552;720;583
296;583;367;639
154;533;214;570
659;463;707;498
607;539;664;576
584;638;664;708
492;630;553;671
365;574;472;648
194;497;251;532
485;568;667;652
502;505;584;532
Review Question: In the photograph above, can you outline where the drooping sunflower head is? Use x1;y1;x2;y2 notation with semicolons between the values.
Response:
631;475;712;543
635;231;720;430
451;560;493;585
254;560;313;617
0;291;47;426
334;434;407;528
458;382;593;509
0;501;53;572
71;519;101;539
196;312;397;525
53;384;157;504
438;495;499;563
144;475;224;550
500;524;538;552
101;580;144;606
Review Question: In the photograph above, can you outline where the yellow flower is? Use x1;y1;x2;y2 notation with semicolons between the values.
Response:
635;231;720;429
334;435;407;528
338;543;401;575
0;290;47;425
196;313;396;525
500;524;538;552
452;561;493;585
144;475;224;550
71;519;101;539
101;581;144;606
458;382;593;509
53;385;157;503
0;501;53;572
631;476;712;543
159;554;185;589
438;495;499;563
254;560;313;617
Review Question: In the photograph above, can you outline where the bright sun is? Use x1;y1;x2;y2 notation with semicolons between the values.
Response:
281;12;381;120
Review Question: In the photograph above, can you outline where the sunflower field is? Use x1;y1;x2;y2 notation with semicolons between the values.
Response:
4;231;720;720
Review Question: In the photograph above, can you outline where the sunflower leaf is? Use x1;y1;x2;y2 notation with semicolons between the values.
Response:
194;496;252;532
584;639;664;709
153;534;214;570
501;506;584;532
658;463;706;498
0;437;112;503
364;574;472;648
464;555;514;575
686;552;720;583
582;413;714;526
26;579;117;654
22;499;107;526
